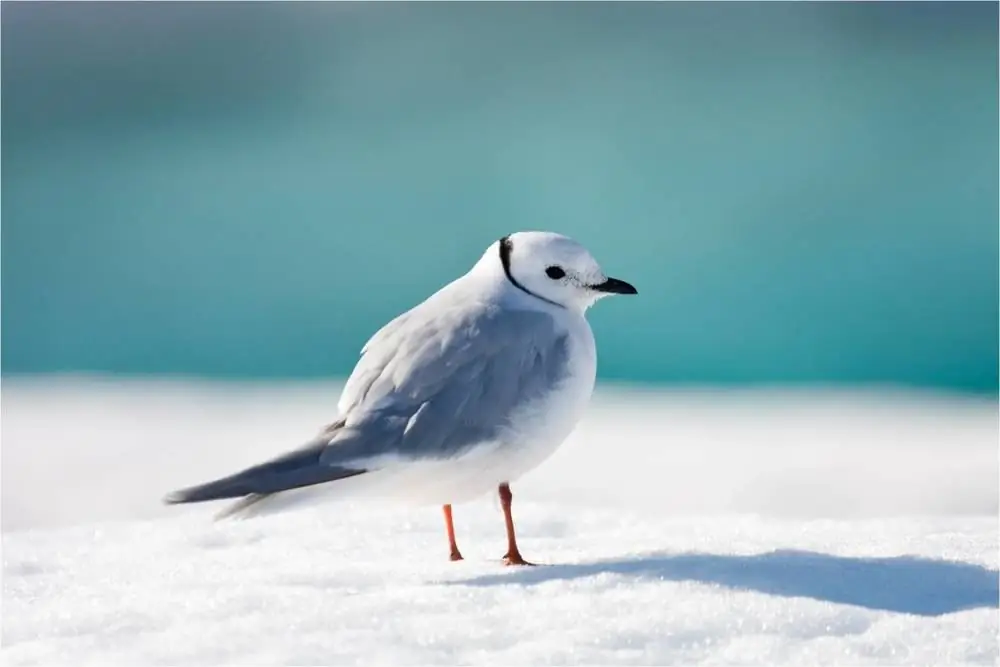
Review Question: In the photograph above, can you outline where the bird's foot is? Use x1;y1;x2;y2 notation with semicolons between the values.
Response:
502;551;536;567
449;550;465;562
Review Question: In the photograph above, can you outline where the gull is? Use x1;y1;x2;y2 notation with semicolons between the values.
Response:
164;231;637;565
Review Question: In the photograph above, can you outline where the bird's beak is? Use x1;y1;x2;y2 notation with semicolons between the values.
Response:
590;277;638;295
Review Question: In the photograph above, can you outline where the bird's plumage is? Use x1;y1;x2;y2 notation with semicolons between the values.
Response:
165;268;573;513
164;231;635;522
336;294;571;454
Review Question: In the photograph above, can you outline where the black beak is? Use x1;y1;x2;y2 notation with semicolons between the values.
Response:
591;277;638;295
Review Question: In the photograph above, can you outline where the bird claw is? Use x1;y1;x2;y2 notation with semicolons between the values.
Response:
449;551;464;562
502;552;536;567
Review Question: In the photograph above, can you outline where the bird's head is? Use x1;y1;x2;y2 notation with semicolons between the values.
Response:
486;231;637;312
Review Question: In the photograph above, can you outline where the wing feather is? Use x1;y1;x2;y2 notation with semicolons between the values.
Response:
322;298;570;467
165;288;571;509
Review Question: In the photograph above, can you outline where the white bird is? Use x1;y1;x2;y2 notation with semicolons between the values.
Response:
165;231;637;565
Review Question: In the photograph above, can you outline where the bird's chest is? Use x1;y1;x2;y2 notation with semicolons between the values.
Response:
504;325;597;461
553;327;598;424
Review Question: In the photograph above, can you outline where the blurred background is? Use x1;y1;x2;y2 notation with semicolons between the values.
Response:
3;1;997;391
2;2;997;531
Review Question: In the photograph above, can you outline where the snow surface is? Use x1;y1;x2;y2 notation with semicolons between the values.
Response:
3;377;999;665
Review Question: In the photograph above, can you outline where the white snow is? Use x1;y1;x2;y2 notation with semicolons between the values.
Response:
3;377;998;665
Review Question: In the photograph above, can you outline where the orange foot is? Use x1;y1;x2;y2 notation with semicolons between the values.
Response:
502;552;536;567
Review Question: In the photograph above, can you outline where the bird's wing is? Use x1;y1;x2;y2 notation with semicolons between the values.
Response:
163;435;365;504
324;298;572;466
163;297;571;505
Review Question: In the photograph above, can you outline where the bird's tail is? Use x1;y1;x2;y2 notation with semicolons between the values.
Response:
163;438;367;509
213;493;273;520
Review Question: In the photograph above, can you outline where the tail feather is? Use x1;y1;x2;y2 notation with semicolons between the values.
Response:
163;440;367;505
213;493;272;520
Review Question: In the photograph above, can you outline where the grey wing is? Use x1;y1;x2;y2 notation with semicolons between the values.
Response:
320;304;572;468
162;302;570;508
163;429;365;506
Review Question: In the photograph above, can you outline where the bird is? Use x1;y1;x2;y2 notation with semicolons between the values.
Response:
164;231;637;565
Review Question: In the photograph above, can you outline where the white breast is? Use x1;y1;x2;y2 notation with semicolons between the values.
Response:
504;318;597;471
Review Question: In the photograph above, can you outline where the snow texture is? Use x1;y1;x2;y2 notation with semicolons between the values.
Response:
3;378;998;665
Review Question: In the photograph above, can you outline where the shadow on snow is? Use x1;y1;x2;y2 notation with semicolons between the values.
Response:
452;549;999;616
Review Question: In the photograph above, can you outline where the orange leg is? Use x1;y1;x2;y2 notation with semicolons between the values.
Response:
443;504;464;561
499;483;535;566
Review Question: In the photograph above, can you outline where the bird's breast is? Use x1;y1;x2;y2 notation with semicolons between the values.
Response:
546;323;598;435
497;322;597;477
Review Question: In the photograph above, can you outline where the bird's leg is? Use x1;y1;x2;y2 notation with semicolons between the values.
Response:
442;504;464;561
498;483;535;566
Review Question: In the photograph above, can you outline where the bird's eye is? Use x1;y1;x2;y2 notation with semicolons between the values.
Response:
545;266;566;280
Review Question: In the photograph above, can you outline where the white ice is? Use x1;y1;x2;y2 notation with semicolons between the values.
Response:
2;377;998;665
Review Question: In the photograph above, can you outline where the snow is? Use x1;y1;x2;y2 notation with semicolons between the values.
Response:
3;377;998;665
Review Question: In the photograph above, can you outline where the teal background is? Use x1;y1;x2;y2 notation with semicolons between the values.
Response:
2;2;997;392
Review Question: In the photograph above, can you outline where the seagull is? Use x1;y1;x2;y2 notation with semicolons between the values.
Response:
164;231;637;565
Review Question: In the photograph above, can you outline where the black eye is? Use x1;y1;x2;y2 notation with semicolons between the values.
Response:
545;266;566;280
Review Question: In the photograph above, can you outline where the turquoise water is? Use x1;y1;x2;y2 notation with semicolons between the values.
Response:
2;3;997;392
